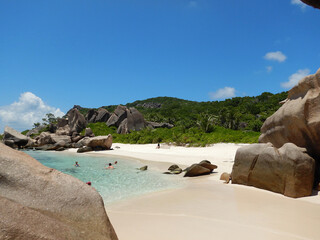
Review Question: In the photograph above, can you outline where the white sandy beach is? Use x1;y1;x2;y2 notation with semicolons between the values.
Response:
70;143;320;240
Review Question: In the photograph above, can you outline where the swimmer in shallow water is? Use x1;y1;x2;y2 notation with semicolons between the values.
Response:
74;161;80;167
105;163;114;169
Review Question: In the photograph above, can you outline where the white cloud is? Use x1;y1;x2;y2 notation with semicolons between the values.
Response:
0;92;64;132
264;51;287;62
291;0;307;10
266;66;273;73
281;68;310;89
187;1;198;8
209;87;236;100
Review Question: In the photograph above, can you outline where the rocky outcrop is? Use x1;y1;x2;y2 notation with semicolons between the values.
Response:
85;127;95;137
301;0;320;9
3;126;29;148
136;102;162;109
117;107;148;134
147;122;174;129
26;125;46;137
67;108;87;134
86;108;111;123
184;160;218;177
232;143;315;198
259;68;320;186
35;132;71;146
106;105;127;127
0;142;118;240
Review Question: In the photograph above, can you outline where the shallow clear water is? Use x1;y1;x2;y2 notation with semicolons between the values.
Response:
24;150;184;205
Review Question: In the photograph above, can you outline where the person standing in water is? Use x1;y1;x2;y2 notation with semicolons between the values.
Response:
74;161;80;167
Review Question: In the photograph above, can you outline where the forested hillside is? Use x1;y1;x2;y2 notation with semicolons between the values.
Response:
127;91;287;132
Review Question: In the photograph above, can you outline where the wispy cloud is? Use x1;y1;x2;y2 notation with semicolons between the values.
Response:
209;87;236;100
291;0;307;10
264;51;287;62
281;68;310;89
266;66;273;73
187;1;198;8
0;92;64;132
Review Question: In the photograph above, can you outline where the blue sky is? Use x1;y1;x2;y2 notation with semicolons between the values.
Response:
1;0;320;131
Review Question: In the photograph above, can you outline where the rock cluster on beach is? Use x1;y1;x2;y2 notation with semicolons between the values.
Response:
0;143;118;240
232;68;320;198
2;104;172;152
164;160;218;177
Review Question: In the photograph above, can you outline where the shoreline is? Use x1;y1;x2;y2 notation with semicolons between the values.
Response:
66;143;320;240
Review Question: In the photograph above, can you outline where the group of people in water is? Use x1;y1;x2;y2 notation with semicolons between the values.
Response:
73;160;118;186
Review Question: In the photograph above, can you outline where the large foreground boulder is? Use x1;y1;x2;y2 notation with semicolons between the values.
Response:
232;143;315;198
0;143;118;239
259;68;320;157
3;126;28;148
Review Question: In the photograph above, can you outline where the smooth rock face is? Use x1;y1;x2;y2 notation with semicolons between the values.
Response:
67;108;87;134
301;0;320;9
3;126;28;147
259;68;320;157
0;143;118;240
184;164;211;177
117;107;148;134
86;135;113;150
232;143;315;198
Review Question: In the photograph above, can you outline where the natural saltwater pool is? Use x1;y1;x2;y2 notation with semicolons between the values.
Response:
24;150;184;205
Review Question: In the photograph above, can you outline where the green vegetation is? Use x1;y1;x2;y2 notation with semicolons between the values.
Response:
85;122;260;145
128;92;287;132
28;91;287;145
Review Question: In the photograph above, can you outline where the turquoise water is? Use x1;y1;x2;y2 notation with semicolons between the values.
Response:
24;150;183;205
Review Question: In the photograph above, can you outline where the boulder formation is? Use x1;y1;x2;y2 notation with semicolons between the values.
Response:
184;160;218;177
259;68;320;185
106;105;128;127
301;0;320;9
117;107;148;134
232;143;315;198
259;68;320;156
67;108;87;134
86;108;111;123
3;126;29;148
0;143;118;240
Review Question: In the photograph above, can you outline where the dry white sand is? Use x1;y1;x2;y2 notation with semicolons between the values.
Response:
69;143;320;240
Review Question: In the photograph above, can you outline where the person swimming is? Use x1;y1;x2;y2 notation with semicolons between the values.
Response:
105;163;114;169
74;161;80;167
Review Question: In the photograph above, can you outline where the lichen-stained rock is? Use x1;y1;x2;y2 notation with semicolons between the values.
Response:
232;143;315;198
0;143;118;240
259;68;320;157
301;0;320;9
